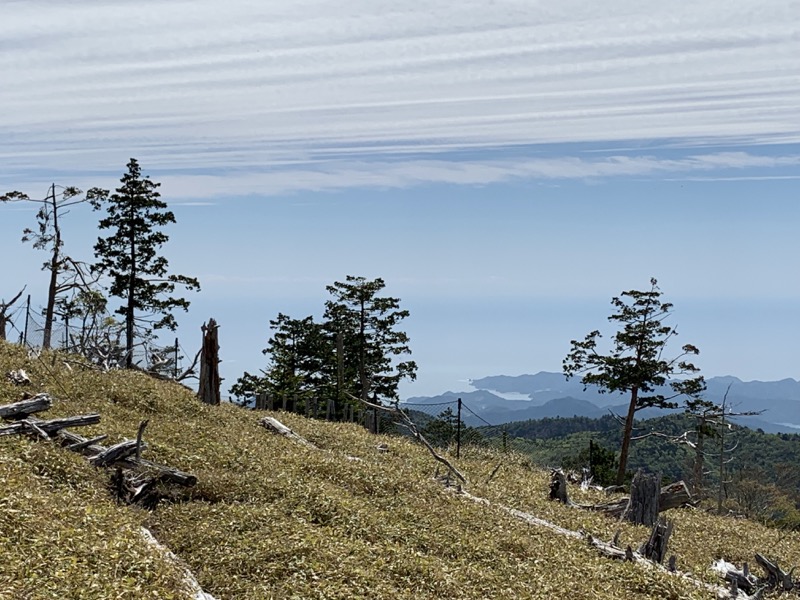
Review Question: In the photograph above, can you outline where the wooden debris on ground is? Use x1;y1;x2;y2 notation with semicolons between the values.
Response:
453;487;737;599
0;413;101;437
713;553;797;598
140;527;219;600
259;416;318;448
0;395;197;508
6;368;31;385
0;393;51;418
548;468;695;523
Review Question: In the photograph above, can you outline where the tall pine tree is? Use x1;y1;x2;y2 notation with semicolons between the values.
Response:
324;276;417;403
91;159;199;368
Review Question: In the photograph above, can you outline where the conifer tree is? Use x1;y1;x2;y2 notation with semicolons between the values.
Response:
263;313;334;403
91;159;199;367
563;278;704;485
324;275;417;403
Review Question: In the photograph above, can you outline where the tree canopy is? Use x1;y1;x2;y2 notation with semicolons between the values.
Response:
230;275;417;409
563;277;704;485
91;159;199;367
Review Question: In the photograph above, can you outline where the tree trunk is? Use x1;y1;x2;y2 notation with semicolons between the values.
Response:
125;204;136;369
0;288;24;342
42;184;59;350
616;387;639;485
693;423;705;497
198;318;220;405
622;469;661;526
549;469;572;505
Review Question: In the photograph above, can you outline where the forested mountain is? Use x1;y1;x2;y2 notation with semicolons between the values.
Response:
410;372;800;432
489;411;800;528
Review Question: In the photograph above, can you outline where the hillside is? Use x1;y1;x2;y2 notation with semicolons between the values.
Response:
3;342;800;599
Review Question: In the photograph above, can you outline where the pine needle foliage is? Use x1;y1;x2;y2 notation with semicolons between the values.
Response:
91;159;200;368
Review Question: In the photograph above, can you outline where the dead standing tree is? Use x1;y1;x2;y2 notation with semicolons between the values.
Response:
0;288;25;341
2;185;104;349
198;318;220;405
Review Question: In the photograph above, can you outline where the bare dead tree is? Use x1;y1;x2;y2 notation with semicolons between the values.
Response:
2;185;104;349
0;287;25;341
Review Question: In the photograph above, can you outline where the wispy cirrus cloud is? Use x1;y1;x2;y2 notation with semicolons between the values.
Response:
3;149;799;198
137;151;800;197
1;0;799;194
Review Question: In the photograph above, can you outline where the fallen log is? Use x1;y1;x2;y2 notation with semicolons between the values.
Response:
454;487;736;599
659;480;694;512
259;416;317;448
0;413;101;437
57;429;106;456
56;429;197;486
140;527;218;600
712;560;757;595
20;418;51;440
121;458;198;487
65;434;109;452
713;554;796;597
586;533;635;561
90;440;145;467
0;394;52;419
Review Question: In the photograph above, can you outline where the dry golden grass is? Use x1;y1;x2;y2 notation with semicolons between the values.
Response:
1;341;797;599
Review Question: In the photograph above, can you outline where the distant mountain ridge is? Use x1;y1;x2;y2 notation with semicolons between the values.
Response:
403;372;800;433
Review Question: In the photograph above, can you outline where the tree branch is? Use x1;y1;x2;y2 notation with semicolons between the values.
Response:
348;393;467;485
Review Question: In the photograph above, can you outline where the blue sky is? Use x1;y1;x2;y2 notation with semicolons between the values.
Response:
1;1;799;398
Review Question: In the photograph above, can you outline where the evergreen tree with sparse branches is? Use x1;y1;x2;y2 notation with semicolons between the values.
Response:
563;278;704;485
91;159;199;368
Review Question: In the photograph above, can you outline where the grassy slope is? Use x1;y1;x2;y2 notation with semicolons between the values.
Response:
2;341;800;599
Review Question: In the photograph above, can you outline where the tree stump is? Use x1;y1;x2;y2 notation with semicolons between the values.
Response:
639;517;673;564
549;469;572;505
198;318;221;405
622;469;661;526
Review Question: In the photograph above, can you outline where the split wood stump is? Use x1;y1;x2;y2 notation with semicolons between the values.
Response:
198;318;221;405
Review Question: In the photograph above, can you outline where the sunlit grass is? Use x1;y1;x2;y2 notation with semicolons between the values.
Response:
0;341;795;599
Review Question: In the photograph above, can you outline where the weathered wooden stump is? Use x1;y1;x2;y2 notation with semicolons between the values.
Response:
639;517;673;564
198;318;221;405
549;469;572;505
622;469;661;526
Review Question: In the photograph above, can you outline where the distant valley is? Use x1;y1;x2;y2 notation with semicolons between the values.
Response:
404;372;800;434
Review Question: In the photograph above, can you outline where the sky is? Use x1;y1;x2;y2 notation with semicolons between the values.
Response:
1;1;799;399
